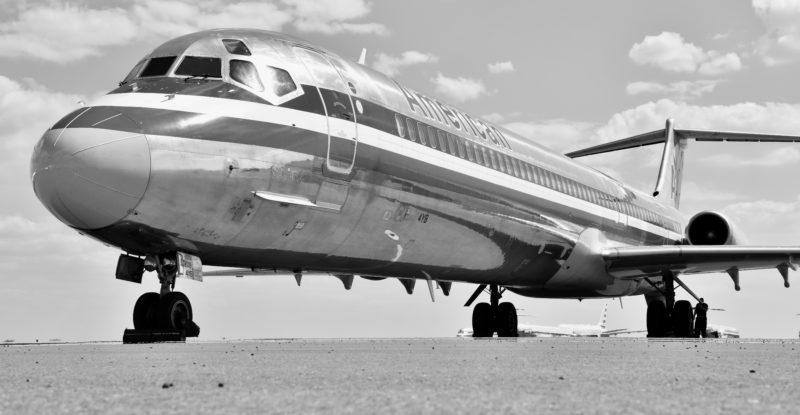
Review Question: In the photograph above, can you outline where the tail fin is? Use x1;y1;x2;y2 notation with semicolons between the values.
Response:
597;303;608;329
652;119;687;209
566;119;800;210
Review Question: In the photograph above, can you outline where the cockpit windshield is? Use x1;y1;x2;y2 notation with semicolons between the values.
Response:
175;56;222;78
140;56;176;77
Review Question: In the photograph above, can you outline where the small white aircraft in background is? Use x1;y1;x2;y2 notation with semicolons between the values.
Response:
705;324;740;338
457;303;641;337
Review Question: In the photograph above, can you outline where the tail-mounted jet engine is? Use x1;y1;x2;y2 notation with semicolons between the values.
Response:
685;211;744;245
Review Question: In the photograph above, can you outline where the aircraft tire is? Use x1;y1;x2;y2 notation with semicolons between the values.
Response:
472;302;494;337
157;291;194;332
132;292;160;330
495;302;518;337
672;300;694;338
646;300;668;337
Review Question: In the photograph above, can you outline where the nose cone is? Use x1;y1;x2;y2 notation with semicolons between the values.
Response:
31;111;150;230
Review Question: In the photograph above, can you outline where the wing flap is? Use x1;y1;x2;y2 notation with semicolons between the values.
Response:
604;245;800;279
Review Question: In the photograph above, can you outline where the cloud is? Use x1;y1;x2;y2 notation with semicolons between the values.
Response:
503;119;597;153
681;181;745;203
698;52;742;75
430;72;489;103
488;61;515;74
372;51;438;77
481;112;521;124
0;0;386;63
701;146;800;167
0;4;138;62
594;99;800;142
283;0;388;35
752;0;800;65
629;32;742;75
626;80;721;100
0;76;90;216
722;195;800;244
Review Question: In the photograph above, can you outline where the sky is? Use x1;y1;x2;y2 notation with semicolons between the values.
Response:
2;0;800;341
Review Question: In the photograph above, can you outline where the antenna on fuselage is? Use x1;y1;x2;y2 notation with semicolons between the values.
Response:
357;48;367;65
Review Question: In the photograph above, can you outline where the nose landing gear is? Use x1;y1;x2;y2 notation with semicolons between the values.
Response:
124;254;200;343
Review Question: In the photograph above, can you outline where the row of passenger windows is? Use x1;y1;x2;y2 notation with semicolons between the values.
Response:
125;39;297;98
394;114;679;232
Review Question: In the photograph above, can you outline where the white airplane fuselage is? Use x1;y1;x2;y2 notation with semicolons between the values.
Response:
30;29;686;299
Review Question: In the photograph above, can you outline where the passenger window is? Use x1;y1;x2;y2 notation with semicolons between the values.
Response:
511;158;521;177
122;59;146;83
482;147;491;167
264;66;297;96
175;56;222;78
230;60;263;91
454;135;466;158
140;56;176;77
465;141;475;162
436;130;453;153
395;114;406;138
222;39;251;56
406;118;417;142
489;151;499;170
417;122;428;146
432;127;445;151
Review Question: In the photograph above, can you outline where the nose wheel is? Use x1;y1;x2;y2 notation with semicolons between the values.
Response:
467;284;519;337
127;253;200;341
132;291;199;337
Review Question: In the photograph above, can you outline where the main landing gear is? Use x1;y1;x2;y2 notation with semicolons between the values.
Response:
127;254;200;339
644;271;703;338
465;284;518;337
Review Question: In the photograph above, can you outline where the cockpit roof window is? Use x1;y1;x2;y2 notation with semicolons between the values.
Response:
264;66;297;97
222;39;251;56
140;56;176;77
230;60;263;91
175;56;222;78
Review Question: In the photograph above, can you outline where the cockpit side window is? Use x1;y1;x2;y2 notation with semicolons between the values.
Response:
264;66;297;97
122;59;147;84
175;56;222;78
222;39;251;56
140;56;177;77
230;60;263;91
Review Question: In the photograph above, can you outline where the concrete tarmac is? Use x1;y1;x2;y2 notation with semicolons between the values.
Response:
1;338;799;414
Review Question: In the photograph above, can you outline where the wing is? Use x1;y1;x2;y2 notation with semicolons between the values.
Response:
604;245;800;288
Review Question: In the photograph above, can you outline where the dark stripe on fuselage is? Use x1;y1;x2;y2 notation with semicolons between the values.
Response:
58;102;673;246
109;78;681;236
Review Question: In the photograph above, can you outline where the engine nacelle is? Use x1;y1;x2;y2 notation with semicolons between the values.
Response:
686;211;744;245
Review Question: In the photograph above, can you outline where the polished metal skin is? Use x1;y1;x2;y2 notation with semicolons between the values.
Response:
31;29;795;307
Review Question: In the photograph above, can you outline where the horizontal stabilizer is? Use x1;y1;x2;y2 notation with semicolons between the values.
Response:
566;128;800;158
565;120;800;208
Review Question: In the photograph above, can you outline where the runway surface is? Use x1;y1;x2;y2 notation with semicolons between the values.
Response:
2;338;799;414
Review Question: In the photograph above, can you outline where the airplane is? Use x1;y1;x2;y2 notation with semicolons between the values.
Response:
29;28;800;340
457;303;641;337
705;324;740;339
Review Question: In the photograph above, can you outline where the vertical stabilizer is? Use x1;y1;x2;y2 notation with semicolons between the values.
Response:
652;119;687;209
598;303;608;329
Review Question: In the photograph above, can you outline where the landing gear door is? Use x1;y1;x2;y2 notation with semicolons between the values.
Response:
294;48;358;178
